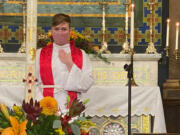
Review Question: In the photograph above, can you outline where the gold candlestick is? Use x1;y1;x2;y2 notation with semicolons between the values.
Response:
164;46;170;57
146;1;157;54
174;50;180;60
121;1;130;54
99;1;111;54
0;41;4;53
18;0;27;53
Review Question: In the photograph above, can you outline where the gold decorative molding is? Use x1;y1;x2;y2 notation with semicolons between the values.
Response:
6;0;128;5
142;115;150;133
88;115;151;134
3;0;132;17
29;46;36;61
100;118;125;135
0;41;4;53
0;12;126;17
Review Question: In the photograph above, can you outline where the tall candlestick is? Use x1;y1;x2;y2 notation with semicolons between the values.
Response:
175;22;179;50
130;3;134;49
166;19;170;47
146;1;156;54
99;1;110;54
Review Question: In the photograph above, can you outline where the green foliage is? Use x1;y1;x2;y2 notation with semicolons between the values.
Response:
0;111;10;128
26;114;60;135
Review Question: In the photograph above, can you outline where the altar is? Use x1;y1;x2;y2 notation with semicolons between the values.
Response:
0;53;166;134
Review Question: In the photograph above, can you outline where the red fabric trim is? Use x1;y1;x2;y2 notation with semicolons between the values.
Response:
68;40;83;107
40;43;54;97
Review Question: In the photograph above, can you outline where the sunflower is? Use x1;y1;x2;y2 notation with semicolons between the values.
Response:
40;96;58;115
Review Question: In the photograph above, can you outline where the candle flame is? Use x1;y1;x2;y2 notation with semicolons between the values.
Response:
176;22;179;26
131;3;135;8
167;19;170;23
131;3;134;11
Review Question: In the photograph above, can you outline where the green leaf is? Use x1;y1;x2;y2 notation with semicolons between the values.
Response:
71;124;81;135
67;95;70;105
53;120;61;129
78;117;86;121
82;99;90;105
27;130;34;135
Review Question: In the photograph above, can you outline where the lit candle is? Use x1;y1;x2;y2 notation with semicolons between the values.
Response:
130;3;134;49
166;19;170;47
175;22;179;50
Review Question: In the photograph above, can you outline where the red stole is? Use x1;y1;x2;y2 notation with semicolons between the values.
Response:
40;41;83;107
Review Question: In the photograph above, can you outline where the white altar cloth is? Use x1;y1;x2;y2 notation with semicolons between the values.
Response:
0;85;166;133
80;86;166;133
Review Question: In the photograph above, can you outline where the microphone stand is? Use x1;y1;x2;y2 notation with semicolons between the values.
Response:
124;50;137;135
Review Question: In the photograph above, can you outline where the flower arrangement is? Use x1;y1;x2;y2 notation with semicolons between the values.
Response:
0;97;94;135
37;30;109;63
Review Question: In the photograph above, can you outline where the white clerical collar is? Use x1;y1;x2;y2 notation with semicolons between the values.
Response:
53;42;70;49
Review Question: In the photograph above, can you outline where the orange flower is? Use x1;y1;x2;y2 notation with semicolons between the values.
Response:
70;31;77;40
40;96;58;115
2;116;27;135
92;45;99;52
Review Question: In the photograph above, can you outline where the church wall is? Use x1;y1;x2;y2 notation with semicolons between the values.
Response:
0;0;162;52
0;0;169;92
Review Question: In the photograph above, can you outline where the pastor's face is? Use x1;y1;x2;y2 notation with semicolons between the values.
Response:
51;22;70;46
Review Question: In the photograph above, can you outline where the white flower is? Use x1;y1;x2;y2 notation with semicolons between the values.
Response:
68;116;78;124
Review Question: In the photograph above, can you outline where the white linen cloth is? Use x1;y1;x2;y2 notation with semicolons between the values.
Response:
35;43;94;111
80;86;166;133
0;85;166;133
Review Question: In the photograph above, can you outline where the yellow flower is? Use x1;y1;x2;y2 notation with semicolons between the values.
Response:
55;126;65;135
77;33;85;39
48;31;52;37
80;120;95;129
40;96;58;115
13;106;23;116
2;116;27;135
0;104;10;120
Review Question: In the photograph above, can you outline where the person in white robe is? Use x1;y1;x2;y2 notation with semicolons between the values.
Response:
35;13;94;112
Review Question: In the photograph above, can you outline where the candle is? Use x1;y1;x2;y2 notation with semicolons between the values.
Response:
175;22;179;50
130;3;134;49
102;4;105;43
166;19;170;47
125;5;129;34
102;5;105;33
